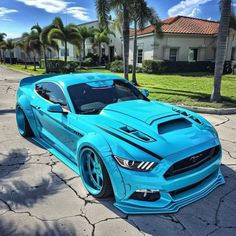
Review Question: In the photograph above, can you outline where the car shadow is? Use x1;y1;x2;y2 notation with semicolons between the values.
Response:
1;147;235;235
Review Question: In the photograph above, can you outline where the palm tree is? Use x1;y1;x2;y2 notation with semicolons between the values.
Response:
16;33;30;69
31;24;59;72
48;17;82;62
211;0;231;102
78;26;94;59
96;0;131;80
5;39;15;64
93;26;114;65
131;1;162;85
0;33;7;63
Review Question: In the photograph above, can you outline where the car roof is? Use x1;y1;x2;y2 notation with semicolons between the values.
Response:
38;73;124;87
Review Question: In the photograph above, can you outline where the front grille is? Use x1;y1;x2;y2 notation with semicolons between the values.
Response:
164;145;220;178
169;171;216;197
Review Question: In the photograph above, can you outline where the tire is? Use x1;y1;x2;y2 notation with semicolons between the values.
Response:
79;147;113;198
16;105;33;137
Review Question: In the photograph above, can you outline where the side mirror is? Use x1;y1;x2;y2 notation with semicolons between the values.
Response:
141;89;149;97
47;104;67;114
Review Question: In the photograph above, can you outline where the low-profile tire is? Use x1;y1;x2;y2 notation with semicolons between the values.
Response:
79;147;113;198
16;105;33;137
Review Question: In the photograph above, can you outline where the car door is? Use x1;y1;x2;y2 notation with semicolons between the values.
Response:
31;82;79;160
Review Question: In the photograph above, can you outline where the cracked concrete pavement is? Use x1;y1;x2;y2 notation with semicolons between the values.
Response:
0;66;236;236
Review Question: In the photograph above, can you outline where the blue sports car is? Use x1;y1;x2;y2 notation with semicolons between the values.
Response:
16;73;224;214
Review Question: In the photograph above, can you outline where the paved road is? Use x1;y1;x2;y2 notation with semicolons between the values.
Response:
0;66;235;236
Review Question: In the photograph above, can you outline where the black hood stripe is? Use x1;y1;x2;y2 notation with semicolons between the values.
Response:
97;125;162;161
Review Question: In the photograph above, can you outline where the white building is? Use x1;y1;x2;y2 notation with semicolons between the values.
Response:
129;16;236;65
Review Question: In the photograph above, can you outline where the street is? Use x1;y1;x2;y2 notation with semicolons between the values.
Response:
0;66;235;236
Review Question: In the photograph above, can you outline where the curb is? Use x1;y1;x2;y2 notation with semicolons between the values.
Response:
178;105;236;115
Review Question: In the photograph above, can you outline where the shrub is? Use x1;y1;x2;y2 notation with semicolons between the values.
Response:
142;60;166;73
61;61;80;73
82;57;93;67
142;60;232;74
110;60;123;72
45;59;65;73
110;60;132;73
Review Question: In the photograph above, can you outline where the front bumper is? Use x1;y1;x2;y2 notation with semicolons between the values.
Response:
104;141;225;214
114;169;224;214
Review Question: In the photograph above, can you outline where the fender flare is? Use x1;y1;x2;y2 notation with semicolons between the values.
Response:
16;95;39;137
76;132;126;200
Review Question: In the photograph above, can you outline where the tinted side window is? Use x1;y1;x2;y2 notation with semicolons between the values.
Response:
35;82;68;108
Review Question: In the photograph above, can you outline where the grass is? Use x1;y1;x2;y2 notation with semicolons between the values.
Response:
2;63;45;76
2;63;236;108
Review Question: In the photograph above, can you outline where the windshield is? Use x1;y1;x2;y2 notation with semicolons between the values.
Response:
68;79;149;114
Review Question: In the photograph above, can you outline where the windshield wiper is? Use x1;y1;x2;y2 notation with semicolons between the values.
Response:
79;108;102;114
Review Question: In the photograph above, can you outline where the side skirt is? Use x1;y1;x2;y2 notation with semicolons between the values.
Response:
32;137;80;176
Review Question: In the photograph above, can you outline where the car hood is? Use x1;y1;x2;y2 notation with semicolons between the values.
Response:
79;100;218;161
103;100;175;125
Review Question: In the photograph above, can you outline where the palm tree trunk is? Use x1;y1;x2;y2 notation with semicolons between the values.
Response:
43;47;48;73
64;41;68;62
33;55;37;71
132;20;138;85
9;50;12;64
83;40;86;59
211;0;231;102
24;53;27;69
122;2;130;80
98;43;102;65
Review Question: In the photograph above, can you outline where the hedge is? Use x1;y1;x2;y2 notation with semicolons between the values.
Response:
41;59;80;73
142;60;232;74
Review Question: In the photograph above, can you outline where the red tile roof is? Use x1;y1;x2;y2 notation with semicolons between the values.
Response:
130;16;219;36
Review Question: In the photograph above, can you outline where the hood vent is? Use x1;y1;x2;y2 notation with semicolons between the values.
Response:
158;118;192;134
120;126;155;142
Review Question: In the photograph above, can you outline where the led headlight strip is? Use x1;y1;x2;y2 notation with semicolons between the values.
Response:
114;156;157;172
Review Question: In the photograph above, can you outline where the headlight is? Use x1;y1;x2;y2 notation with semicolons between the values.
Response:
114;156;157;171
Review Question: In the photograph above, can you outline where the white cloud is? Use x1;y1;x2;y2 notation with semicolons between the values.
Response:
0;7;18;20
17;0;69;13
168;0;213;17
17;0;90;21
64;7;90;21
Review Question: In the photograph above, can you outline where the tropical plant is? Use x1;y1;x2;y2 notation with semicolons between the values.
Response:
130;0;162;85
96;0;131;79
77;26;94;59
5;39;15;64
48;17;82;62
93;26;114;65
16;33;30;69
0;33;7;63
31;24;59;72
211;0;231;102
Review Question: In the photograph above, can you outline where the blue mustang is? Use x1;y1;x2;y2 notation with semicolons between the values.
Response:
16;73;224;214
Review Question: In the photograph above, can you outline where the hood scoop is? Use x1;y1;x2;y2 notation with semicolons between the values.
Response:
158;118;192;134
120;126;155;142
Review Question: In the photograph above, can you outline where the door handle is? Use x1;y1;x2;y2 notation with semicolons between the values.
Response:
35;106;41;110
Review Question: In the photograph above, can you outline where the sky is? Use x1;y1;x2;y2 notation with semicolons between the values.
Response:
0;0;235;39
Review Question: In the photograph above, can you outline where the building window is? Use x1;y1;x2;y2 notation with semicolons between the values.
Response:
231;47;235;61
169;48;178;61
188;48;198;61
60;48;69;57
137;49;143;63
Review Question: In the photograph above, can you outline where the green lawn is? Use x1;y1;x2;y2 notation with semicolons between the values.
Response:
2;63;236;108
2;64;45;76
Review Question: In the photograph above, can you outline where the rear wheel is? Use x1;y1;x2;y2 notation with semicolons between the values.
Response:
16;105;33;137
79;147;113;198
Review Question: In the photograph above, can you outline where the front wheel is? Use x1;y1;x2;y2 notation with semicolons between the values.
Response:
79;147;113;198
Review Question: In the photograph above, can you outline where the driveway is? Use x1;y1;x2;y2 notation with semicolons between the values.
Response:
0;66;235;236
